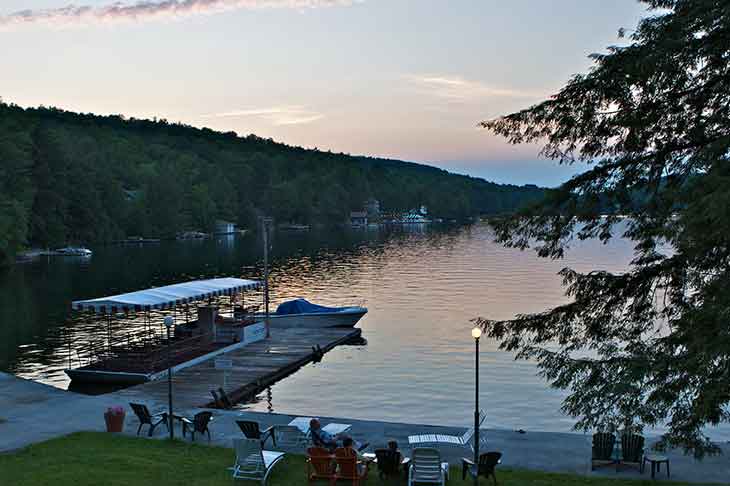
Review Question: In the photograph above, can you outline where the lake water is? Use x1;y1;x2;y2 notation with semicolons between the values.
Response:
2;223;727;439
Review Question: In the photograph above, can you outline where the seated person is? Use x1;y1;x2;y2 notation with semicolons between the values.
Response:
389;439;410;468
340;436;369;474
388;440;400;455
310;418;369;451
374;440;405;478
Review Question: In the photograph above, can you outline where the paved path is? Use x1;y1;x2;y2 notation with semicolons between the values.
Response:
2;372;728;483
0;372;111;451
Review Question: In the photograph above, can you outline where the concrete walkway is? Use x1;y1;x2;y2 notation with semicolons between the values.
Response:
0;372;111;451
2;372;728;484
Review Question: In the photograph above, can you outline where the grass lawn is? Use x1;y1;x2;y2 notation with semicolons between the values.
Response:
1;432;679;486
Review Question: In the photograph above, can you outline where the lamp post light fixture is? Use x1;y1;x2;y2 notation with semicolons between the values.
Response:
471;326;482;486
164;315;175;440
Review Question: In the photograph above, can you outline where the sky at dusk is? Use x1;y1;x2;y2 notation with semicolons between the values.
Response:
1;1;647;186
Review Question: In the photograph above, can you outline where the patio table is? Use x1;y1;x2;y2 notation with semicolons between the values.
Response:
288;417;352;435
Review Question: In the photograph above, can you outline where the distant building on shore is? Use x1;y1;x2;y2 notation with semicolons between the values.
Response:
399;205;431;224
350;211;368;227
364;198;381;218
215;220;237;234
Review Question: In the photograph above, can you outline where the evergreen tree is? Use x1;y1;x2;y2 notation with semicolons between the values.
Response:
0;112;33;264
28;125;69;247
477;0;730;457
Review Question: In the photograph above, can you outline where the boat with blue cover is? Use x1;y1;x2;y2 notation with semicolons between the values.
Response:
257;298;367;329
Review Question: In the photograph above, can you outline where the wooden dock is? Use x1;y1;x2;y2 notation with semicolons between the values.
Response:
111;327;362;409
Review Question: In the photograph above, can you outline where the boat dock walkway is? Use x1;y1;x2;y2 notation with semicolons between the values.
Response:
111;327;361;410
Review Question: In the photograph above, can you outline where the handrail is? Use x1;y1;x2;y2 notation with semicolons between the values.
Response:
75;331;219;374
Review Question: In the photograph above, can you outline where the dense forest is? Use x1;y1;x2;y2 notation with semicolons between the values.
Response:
0;102;544;265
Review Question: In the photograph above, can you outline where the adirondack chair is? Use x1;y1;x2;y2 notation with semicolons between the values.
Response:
270;425;309;451
306;447;336;484
374;448;404;480
231;438;286;486
129;402;168;437
218;387;234;409
408;448;448;486
461;452;501;486
591;432;616;470
237;420;273;447
409;410;486;450
333;447;369;486
181;411;213;442
210;390;224;408
620;433;645;472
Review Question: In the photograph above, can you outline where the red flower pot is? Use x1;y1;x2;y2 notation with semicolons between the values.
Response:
104;411;125;432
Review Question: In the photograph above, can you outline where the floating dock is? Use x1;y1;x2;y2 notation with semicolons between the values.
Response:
111;326;362;409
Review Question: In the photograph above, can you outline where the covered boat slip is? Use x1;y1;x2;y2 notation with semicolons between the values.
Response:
66;278;266;385
71;277;260;313
111;326;363;410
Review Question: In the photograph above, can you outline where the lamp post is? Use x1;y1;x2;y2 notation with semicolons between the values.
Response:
164;315;174;440
471;326;482;486
261;217;273;338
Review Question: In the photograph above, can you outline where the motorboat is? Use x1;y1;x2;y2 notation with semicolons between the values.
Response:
54;246;92;256
279;223;310;231
258;299;367;329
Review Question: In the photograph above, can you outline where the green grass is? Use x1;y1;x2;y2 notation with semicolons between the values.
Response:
1;432;678;486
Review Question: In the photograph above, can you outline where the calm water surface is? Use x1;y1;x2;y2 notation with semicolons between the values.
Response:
2;224;727;439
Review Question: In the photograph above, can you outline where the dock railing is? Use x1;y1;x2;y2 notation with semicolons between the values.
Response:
70;328;220;375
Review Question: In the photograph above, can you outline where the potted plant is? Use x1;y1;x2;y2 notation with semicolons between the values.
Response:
104;406;126;433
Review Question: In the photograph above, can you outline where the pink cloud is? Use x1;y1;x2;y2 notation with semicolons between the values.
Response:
0;0;357;29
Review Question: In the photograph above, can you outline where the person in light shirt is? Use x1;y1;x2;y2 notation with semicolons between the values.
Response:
309;418;369;451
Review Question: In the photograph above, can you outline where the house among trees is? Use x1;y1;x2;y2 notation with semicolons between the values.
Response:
400;205;431;224
349;211;368;227
214;220;237;234
364;197;380;218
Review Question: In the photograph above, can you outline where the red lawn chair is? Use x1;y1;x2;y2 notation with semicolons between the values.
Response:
333;447;369;486
306;447;336;484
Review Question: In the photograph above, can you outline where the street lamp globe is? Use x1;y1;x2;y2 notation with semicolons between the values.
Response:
164;315;174;328
471;327;482;339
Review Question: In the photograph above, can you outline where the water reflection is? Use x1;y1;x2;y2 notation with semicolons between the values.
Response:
2;224;728;439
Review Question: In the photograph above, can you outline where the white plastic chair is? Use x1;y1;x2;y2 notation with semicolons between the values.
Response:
408;448;449;486
231;438;285;485
270;425;309;451
408;410;486;450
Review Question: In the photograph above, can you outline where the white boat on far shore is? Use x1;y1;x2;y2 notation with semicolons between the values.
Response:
258;299;367;329
53;246;92;256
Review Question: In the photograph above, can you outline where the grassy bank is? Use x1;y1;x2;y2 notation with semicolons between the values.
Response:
2;432;675;486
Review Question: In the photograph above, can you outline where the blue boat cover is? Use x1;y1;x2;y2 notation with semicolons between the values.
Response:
275;299;346;315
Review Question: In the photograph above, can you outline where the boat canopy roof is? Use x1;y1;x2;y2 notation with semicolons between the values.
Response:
72;277;260;313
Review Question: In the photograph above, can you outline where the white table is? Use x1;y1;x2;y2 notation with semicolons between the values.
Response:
288;417;312;433
288;417;352;435
323;423;352;435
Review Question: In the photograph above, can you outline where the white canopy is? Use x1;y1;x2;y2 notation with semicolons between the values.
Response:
72;277;260;313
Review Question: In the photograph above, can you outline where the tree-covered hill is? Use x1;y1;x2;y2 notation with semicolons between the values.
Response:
0;102;544;265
